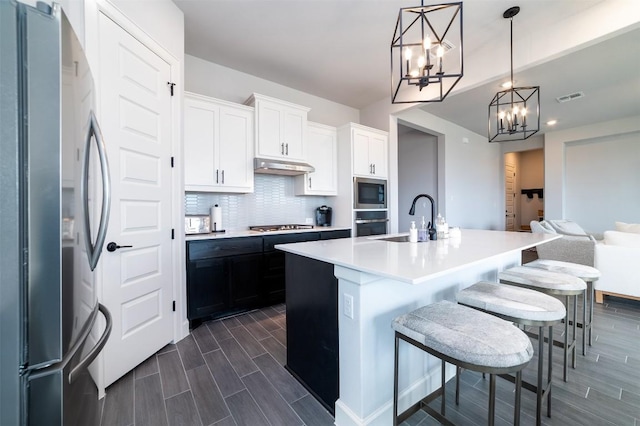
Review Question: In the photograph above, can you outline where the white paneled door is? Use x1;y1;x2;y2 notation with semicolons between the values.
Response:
98;13;174;388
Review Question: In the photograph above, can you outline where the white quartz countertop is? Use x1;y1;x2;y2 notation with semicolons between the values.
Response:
275;229;560;284
185;226;351;241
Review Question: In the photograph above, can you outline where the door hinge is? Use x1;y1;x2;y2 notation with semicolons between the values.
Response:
171;229;175;240
172;301;176;312
167;82;176;96
171;156;175;168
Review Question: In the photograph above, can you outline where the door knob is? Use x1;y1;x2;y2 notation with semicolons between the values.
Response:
106;242;132;252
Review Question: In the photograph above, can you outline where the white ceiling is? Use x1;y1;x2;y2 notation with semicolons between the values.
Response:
174;0;640;135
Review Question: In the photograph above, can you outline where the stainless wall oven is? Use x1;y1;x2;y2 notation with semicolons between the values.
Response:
353;177;387;209
354;211;388;236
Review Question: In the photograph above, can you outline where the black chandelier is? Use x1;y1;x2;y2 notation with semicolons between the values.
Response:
391;2;463;104
488;6;540;142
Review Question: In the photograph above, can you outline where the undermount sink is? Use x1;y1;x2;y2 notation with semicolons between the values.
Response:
372;235;412;243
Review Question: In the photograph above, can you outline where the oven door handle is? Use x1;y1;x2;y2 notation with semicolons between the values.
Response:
354;219;389;224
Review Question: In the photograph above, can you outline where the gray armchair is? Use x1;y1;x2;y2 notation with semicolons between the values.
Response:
530;220;597;266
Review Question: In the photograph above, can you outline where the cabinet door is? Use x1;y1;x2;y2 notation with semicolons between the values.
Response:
219;106;253;192
296;123;337;195
229;253;263;310
184;98;218;188
282;106;306;161
352;128;372;176
368;133;388;178
254;96;308;161
255;101;284;158
187;258;228;320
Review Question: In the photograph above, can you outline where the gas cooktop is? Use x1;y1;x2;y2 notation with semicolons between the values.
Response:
249;224;314;232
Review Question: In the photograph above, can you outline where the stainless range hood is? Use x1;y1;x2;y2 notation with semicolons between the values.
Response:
254;157;315;176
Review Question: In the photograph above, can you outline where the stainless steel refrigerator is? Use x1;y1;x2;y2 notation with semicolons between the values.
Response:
1;1;113;424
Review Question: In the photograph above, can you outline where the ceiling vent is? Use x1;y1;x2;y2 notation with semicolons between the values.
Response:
556;91;585;103
441;39;455;52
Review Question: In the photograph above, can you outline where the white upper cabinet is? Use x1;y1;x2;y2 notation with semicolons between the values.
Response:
184;92;254;193
350;124;388;178
295;122;337;196
245;93;310;162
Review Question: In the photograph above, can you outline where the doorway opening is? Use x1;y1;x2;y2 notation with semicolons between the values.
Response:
504;149;544;231
398;123;438;233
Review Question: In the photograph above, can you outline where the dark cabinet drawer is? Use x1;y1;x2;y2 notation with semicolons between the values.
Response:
188;237;263;261
319;229;351;240
263;232;321;252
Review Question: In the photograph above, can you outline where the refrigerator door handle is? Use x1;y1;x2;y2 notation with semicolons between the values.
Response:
81;111;111;271
68;303;112;384
28;302;99;380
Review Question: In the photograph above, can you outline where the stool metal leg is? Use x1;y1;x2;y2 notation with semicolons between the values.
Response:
514;371;522;426
572;295;578;368
536;325;544;426
582;288;587;356
393;334;399;426
547;325;553;418
441;359;446;416
588;281;594;346
564;295;569;382
488;374;496;426
455;366;460;405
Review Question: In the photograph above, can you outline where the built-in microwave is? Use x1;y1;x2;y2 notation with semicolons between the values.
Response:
353;177;387;209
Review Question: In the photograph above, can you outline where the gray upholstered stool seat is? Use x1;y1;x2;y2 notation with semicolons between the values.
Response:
525;259;601;354
457;281;566;425
498;266;587;382
392;300;533;426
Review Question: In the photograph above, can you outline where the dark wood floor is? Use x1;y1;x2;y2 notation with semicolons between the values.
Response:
98;275;640;425
403;295;640;426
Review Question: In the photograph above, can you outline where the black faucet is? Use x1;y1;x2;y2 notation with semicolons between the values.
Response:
409;194;437;240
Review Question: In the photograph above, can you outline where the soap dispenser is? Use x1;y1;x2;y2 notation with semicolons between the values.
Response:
409;221;418;243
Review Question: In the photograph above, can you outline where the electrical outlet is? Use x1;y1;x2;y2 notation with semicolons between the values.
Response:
343;293;354;319
305;217;313;224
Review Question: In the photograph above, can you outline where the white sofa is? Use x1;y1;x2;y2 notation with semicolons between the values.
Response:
594;229;640;303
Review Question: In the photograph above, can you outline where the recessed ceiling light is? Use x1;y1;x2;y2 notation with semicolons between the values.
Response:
501;81;513;89
546;120;557;126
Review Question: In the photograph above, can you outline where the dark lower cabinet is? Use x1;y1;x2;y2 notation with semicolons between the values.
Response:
186;237;263;323
229;253;263;309
262;232;320;305
285;253;338;414
186;229;350;326
187;257;228;319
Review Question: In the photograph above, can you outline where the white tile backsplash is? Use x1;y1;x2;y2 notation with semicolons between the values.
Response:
185;175;330;230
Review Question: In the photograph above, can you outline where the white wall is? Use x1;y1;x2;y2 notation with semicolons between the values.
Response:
544;115;640;233
185;55;359;128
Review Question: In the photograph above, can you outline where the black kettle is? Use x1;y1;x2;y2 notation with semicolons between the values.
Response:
315;206;332;227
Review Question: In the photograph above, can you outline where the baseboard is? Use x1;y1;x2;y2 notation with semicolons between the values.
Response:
595;290;640;304
334;365;451;426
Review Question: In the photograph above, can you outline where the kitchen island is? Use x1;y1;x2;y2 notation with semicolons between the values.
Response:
276;229;559;426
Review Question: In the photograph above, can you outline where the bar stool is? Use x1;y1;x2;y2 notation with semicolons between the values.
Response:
498;266;587;382
457;281;566;425
392;300;533;426
525;259;601;354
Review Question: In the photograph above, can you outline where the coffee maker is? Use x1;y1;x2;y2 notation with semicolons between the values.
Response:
315;205;332;227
